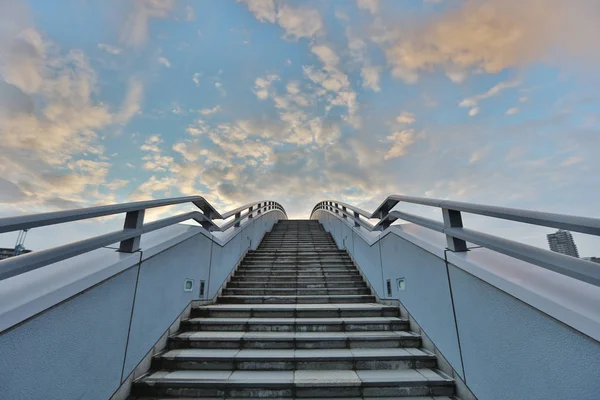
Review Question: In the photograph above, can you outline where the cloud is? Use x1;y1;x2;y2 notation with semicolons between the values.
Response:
140;135;174;171
286;81;300;94
104;179;129;190
356;0;379;14
561;156;584;167
199;105;222;115
396;111;416;125
117;78;144;122
277;4;323;40
361;66;381;92
1;28;45;93
469;147;491;164
185;5;196;21
445;70;466;83
311;44;340;69
120;0;176;47
97;43;122;55
240;0;323;40
506;107;519;115
253;74;279;100
459;79;521;112
0;178;27;203
239;0;276;23
192;72;202;87
381;0;600;82
158;56;171;68
303;44;359;127
383;130;416;159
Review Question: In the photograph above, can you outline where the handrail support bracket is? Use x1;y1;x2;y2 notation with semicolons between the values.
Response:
442;208;468;252
119;210;145;253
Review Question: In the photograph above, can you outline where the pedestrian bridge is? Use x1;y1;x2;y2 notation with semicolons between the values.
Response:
0;196;599;400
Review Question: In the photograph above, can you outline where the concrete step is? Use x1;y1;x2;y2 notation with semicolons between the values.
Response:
217;295;376;304
236;269;358;275
133;369;454;398
247;250;348;255
237;268;357;273
227;281;368;289
241;263;355;268
257;247;339;250
243;259;352;264
169;331;421;350
222;288;371;296
136;397;455;400
191;304;399;318
181;317;409;332
235;271;361;276
239;263;356;268
229;276;364;282
154;347;437;371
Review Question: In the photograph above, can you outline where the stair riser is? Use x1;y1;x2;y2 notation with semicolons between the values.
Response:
191;310;398;318
235;272;361;276
181;322;409;332
230;277;364;282
223;289;371;296
217;297;376;304
242;258;353;265
169;338;419;350
238;267;357;271
248;252;347;256
133;384;453;398
155;358;436;371
227;282;366;288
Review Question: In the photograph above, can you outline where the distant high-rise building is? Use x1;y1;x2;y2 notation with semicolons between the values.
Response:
547;230;579;258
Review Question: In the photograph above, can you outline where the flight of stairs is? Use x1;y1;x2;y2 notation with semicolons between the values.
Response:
132;220;456;399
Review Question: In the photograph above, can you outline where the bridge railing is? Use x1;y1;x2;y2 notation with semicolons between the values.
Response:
0;197;286;281
311;195;600;287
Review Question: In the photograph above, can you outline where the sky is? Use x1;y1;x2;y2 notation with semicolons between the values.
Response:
0;0;599;256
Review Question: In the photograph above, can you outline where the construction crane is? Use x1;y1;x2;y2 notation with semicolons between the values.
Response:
14;229;28;256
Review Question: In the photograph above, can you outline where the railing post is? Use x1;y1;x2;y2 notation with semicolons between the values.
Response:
119;209;145;252
442;208;468;252
234;212;241;227
248;206;253;219
380;218;392;231
354;211;360;228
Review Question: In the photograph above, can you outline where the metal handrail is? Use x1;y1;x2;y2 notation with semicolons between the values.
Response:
0;196;221;234
310;196;600;287
0;197;286;281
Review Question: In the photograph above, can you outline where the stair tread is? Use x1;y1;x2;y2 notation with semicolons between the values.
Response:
219;295;373;298
195;303;395;310
174;331;419;341
187;317;407;324
138;368;453;386
160;348;434;360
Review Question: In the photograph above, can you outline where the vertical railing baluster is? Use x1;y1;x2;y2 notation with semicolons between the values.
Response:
119;209;145;252
442;208;468;252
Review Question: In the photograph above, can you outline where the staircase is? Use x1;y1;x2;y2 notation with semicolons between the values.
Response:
133;220;455;399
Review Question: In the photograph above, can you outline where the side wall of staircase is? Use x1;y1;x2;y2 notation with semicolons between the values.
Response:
0;212;282;400
314;211;600;400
